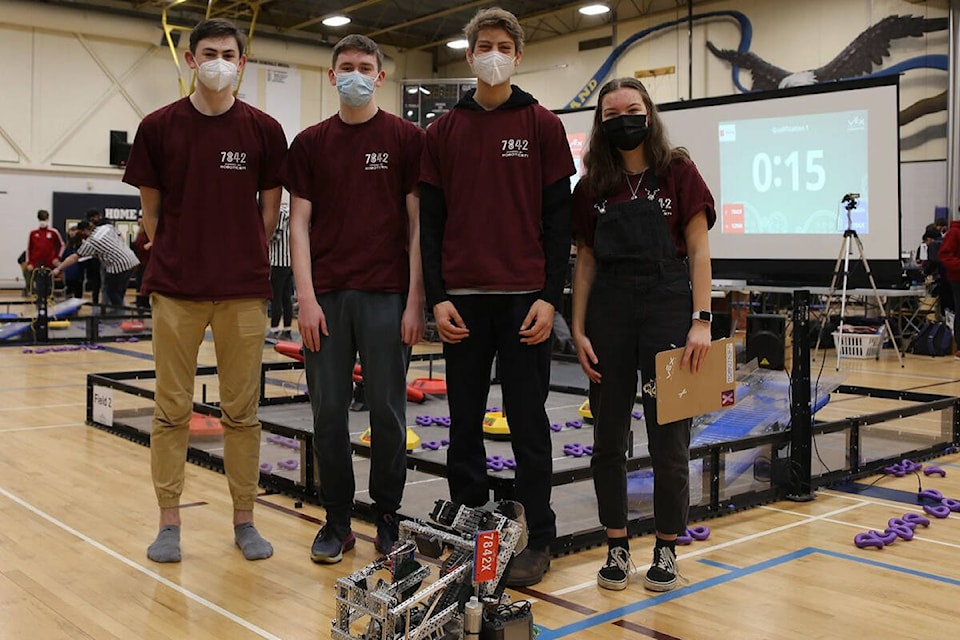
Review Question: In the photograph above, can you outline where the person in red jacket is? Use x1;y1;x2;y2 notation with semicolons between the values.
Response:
26;210;63;271
936;212;960;357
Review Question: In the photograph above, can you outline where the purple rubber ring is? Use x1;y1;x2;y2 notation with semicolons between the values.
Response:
902;513;930;528
872;529;898;545
415;415;433;426
923;504;951;518
259;463;273;473
688;525;711;541
941;497;960;512
565;420;583;429
885;524;914;541
422;441;440;451
440;438;450;446
504;458;517;469
888;517;916;531
549;423;563;432
923;466;946;477
437;416;452;427
854;531;885;549
277;459;299;470
584;445;594;455
676;532;693;545
901;459;923;473
487;407;500;413
487;459;505;471
564;445;585;458
919;488;944;501
884;464;904;476
631;410;643;420
487;455;505;463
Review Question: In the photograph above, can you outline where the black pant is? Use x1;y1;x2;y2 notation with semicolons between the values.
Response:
443;292;556;550
303;290;407;533
85;259;102;305
950;281;960;341
270;266;293;328
103;269;133;308
587;272;693;535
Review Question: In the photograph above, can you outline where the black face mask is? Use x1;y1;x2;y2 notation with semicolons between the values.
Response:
602;114;650;151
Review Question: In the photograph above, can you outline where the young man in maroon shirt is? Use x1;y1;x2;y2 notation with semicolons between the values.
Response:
281;34;425;564
122;18;287;563
419;8;575;587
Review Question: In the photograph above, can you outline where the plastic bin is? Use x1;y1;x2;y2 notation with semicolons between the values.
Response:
832;328;885;359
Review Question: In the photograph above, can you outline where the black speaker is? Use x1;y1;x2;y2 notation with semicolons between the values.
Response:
711;312;733;341
746;314;786;370
109;130;132;167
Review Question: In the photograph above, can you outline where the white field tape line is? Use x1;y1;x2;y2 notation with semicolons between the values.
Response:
0;402;85;411
0;486;284;640
550;502;868;596
763;505;960;550
357;477;444;495
0;423;85;432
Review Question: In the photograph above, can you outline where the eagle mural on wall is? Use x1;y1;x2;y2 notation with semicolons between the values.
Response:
706;15;946;90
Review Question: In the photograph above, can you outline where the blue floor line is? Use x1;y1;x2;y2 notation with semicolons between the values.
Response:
536;546;960;638
535;548;818;639
813;548;960;587
696;558;740;571
833;482;926;505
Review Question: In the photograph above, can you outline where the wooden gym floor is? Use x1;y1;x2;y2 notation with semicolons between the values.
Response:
1;308;959;639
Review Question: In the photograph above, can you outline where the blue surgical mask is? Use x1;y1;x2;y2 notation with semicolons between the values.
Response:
336;71;376;107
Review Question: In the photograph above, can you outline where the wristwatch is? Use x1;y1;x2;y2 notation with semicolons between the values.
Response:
692;310;713;323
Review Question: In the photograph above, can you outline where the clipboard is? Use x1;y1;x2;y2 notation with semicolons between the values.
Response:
655;337;737;424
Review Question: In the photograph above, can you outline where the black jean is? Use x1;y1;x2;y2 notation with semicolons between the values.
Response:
270;266;294;328
103;269;133;307
587;271;693;535
303;290;407;533
443;292;556;550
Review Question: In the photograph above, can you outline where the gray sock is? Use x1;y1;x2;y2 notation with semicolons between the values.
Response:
234;523;273;560
147;525;181;563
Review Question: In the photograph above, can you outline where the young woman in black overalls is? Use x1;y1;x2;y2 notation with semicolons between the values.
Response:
571;78;716;593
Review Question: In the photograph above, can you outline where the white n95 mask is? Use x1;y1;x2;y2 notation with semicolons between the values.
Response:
197;58;238;92
471;51;516;86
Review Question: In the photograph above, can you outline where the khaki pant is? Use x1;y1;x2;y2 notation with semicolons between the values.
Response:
150;293;266;510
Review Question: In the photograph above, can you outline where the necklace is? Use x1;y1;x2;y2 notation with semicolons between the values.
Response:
625;169;646;200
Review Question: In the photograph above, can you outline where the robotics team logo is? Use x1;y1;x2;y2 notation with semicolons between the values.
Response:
219;150;248;171
365;152;389;171
500;138;529;159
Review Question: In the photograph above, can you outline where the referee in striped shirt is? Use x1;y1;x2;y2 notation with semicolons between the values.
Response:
53;221;139;308
268;202;293;338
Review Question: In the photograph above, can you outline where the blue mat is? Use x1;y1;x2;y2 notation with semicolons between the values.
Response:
0;298;87;341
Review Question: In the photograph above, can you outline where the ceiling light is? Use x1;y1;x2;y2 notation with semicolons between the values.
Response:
322;15;351;27
578;4;610;15
446;39;469;49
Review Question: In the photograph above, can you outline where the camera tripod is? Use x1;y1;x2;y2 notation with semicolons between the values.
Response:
814;197;904;369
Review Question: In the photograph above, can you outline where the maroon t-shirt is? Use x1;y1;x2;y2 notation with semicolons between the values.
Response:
280;110;423;294
572;158;716;256
122;97;287;300
420;103;575;291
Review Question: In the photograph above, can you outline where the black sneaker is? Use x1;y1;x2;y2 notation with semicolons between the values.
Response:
642;545;678;592
504;547;551;587
597;546;633;591
310;525;355;564
375;514;399;555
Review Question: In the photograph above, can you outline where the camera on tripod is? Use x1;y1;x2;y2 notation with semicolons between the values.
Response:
841;192;860;208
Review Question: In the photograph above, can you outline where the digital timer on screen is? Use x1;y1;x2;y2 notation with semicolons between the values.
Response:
717;110;868;235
